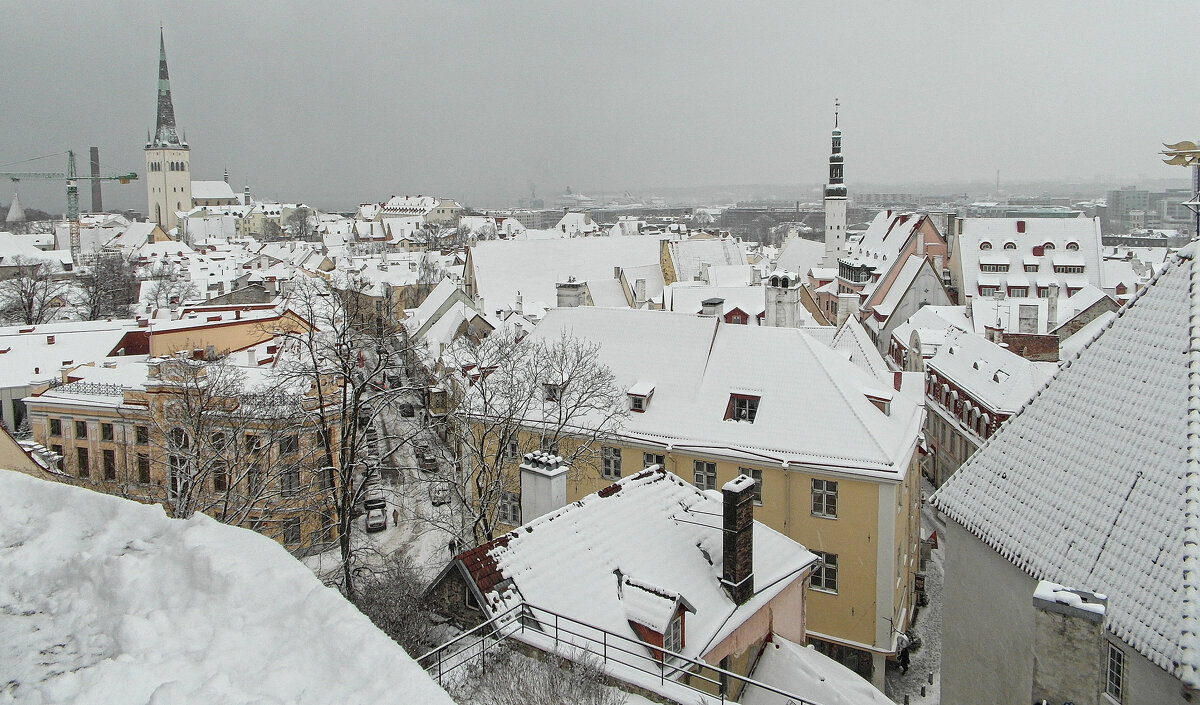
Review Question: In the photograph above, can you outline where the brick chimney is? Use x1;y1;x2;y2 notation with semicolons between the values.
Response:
721;474;755;605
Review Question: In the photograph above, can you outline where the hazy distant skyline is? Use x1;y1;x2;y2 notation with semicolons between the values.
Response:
3;1;1198;214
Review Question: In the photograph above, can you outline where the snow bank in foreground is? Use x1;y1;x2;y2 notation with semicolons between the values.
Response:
0;470;454;705
740;636;892;705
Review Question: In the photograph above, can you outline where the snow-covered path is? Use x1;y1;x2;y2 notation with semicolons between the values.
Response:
884;480;944;704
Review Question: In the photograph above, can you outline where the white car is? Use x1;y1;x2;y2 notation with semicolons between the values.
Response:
365;507;387;533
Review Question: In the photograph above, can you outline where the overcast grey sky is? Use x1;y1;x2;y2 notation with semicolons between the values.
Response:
2;1;1198;213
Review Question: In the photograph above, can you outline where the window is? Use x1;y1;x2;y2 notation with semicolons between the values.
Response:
978;241;992;251
540;436;558;455
663;614;682;655
979;263;1009;273
213;462;229;492
1054;265;1085;274
598;446;623;479
51;444;63;470
75;420;88;439
135;425;148;445
137;454;151;483
248;464;265;495
630;395;645;412
644;452;665;469
1024;263;1039;272
49;418;61;437
810;551;838;592
1008;287;1028;297
245;434;262;453
282;519;302;546
210;432;227;452
503;439;519;462
77;447;90;478
979;286;997;296
102;449;116;480
693;461;717;491
742;467;763;505
320;466;335;491
1105;642;1124;702
497;491;521;525
1042;242;1056;251
170;428;189;450
725;394;760;423
1066;241;1079;251
281;466;300;497
279;435;299;457
1003;241;1017;250
101;423;114;442
812;478;838;518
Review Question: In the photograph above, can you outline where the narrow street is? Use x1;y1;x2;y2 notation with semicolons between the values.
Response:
885;480;944;704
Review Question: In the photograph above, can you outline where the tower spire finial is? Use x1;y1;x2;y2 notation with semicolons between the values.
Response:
834;98;839;129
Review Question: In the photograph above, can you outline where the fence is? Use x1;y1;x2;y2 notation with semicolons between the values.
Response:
417;601;822;705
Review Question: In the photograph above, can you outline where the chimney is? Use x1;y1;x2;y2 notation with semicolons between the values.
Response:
556;277;585;308
247;349;256;366
1048;283;1060;331
46;335;55;345
520;451;569;523
965;294;973;317
1031;581;1107;705
701;297;725;318
634;278;647;306
722;474;755;605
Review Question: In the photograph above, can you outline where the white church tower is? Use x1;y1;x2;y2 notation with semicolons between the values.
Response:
821;100;847;268
145;29;191;232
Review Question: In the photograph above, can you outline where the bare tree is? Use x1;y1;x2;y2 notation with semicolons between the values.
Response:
272;274;424;597
130;355;327;528
410;255;443;308
143;261;200;310
447;646;624;705
261;219;283;241
0;255;70;325
421;327;627;547
77;251;139;320
287;206;314;240
348;554;441;657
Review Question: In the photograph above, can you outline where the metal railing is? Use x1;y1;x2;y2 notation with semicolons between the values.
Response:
53;381;125;397
418;601;823;705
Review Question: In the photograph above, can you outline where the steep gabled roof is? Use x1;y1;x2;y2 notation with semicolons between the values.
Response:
932;245;1200;686
455;468;814;660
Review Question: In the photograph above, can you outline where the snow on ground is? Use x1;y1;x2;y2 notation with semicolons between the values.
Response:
740;636;893;705
0;469;454;705
884;480;944;704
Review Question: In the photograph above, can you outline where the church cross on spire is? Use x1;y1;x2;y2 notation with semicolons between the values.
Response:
151;28;183;148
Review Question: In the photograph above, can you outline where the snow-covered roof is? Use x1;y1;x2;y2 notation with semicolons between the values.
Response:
190;180;238;201
925;328;1056;413
839;211;928;270
529;308;922;475
740;636;893;705
0;319;139;388
956;217;1103;297
931;246;1200;686
0;470;454;704
668;237;746;283
666;284;767;320
467;235;665;314
774;237;825;277
889;305;972;354
457;467;815;661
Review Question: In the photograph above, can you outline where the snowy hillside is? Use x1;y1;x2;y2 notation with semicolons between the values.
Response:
0;470;454;705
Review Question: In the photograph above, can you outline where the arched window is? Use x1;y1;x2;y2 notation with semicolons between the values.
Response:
780;277;790;288
979;241;992;250
1043;242;1055;251
1003;241;1017;250
1065;242;1079;251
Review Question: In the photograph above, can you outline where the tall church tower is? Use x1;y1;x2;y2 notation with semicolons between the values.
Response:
821;100;847;268
145;29;191;232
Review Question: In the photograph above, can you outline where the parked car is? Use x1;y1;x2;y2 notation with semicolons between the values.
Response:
365;507;387;532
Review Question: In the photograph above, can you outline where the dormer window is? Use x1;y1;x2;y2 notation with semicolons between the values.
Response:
664;613;682;655
1043;242;1056;251
979;241;992;251
1065;242;1079;251
628;382;655;413
725;394;760;423
1003;241;1017;250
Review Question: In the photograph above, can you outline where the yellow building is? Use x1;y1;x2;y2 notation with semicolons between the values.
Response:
22;344;341;552
482;307;924;687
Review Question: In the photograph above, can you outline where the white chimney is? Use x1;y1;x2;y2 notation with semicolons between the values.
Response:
520;451;569;523
634;279;647;306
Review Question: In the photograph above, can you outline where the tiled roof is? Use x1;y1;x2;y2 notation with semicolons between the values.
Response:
932;245;1200;685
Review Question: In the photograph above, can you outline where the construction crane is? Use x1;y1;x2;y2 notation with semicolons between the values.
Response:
1;150;138;260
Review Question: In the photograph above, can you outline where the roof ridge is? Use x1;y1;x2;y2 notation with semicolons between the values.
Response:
1181;243;1200;688
794;329;891;462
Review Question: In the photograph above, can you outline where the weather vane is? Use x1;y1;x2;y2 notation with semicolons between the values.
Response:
1162;140;1200;167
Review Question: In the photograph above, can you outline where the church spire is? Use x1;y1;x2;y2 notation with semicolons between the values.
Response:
821;99;848;270
825;98;845;194
152;28;183;148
